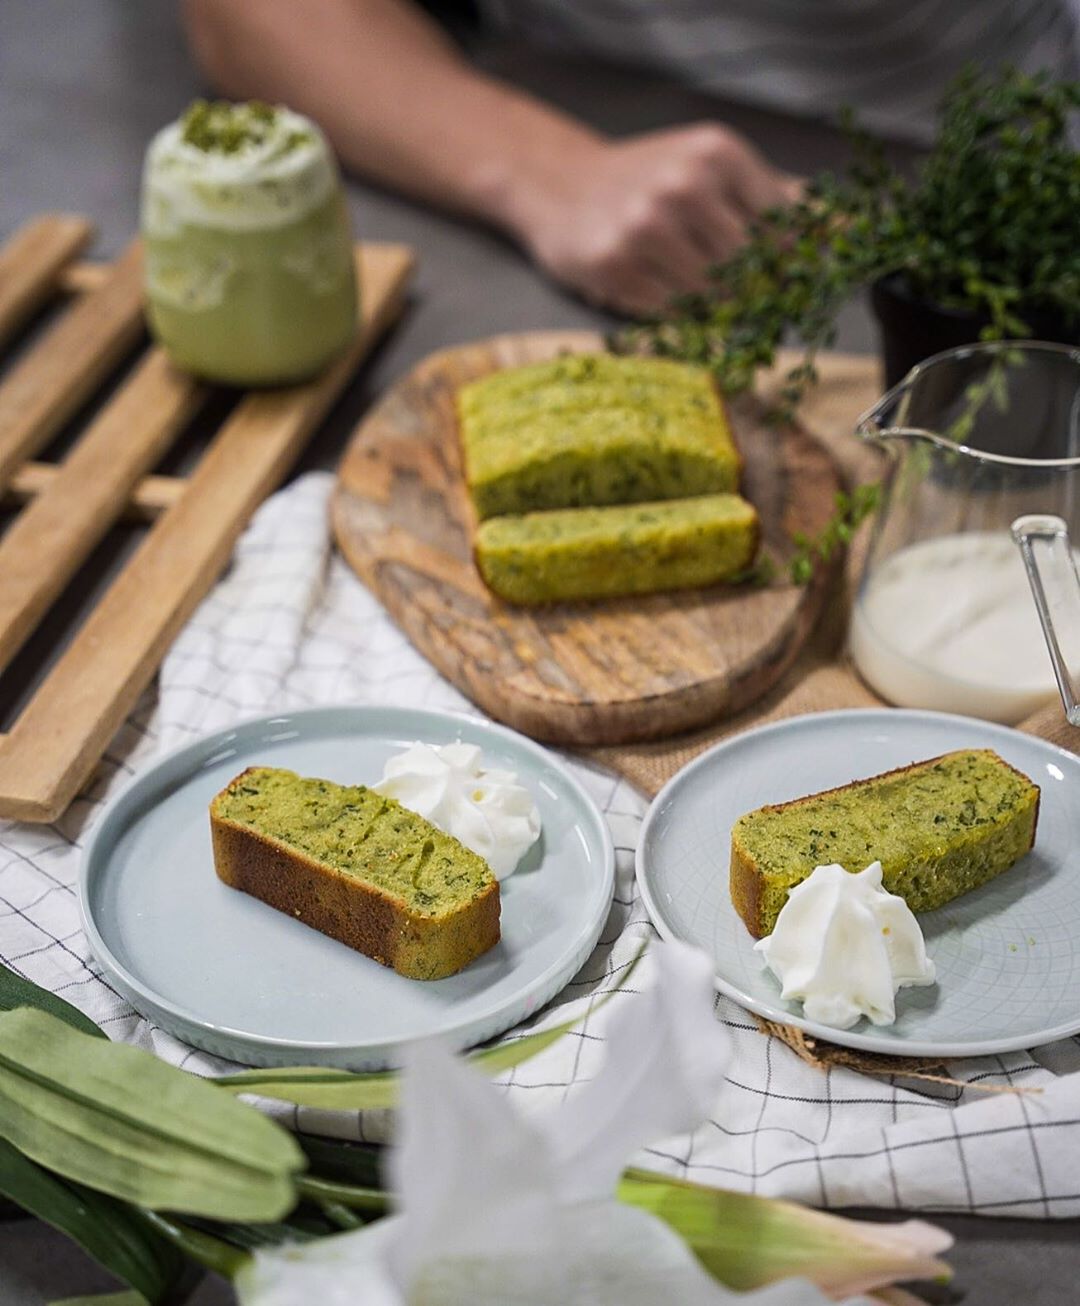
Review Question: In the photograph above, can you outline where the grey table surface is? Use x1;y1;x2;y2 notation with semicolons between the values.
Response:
1;2;1078;1303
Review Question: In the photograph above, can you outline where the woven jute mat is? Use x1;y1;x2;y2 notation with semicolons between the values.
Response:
585;349;1080;1078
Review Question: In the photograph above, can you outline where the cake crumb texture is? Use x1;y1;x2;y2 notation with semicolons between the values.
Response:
730;749;1040;938
459;353;741;519
210;766;500;979
475;493;759;604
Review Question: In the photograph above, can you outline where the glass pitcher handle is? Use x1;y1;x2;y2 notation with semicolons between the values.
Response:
1011;515;1080;725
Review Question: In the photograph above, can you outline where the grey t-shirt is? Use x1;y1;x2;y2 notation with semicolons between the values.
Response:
478;0;1077;140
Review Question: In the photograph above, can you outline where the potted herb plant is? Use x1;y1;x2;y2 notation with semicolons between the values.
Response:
636;67;1080;395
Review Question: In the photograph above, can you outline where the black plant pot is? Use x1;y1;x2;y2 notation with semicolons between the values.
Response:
870;273;1079;389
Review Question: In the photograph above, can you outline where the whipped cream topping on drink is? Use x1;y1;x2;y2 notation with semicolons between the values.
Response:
142;101;337;235
755;861;936;1029
374;742;542;880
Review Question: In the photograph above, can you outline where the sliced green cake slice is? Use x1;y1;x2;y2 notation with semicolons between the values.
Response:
474;493;759;605
210;766;500;979
457;353;717;415
730;749;1040;938
458;353;740;520
462;379;721;427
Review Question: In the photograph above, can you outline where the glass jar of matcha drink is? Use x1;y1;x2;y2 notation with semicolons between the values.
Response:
141;100;357;386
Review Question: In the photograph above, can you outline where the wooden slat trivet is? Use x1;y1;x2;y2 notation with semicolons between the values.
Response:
0;239;146;491
0;214;93;349
0;216;414;821
57;259;111;296
0;350;204;673
4;463;183;522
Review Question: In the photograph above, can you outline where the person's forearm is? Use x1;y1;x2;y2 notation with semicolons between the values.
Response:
183;0;800;313
182;0;600;241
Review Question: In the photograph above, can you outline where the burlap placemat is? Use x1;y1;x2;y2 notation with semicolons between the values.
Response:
585;348;1080;1077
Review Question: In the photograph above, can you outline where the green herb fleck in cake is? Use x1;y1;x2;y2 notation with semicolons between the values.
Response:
459;354;740;519
730;749;1040;937
214;767;494;915
476;493;759;604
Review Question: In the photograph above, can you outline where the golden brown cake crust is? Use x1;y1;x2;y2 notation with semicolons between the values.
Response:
729;749;1039;939
210;770;501;980
728;849;766;940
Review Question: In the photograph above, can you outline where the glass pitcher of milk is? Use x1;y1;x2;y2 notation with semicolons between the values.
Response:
849;341;1080;725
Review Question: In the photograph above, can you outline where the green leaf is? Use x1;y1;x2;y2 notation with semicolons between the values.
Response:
50;1294;148;1306
135;1210;247;1278
0;962;106;1039
0;1008;304;1220
180;1214;323;1251
788;479;880;586
213;1018;582;1111
618;1168;951;1294
468;1002;627;1076
294;1174;388;1215
296;1135;383;1190
0;1138;181;1304
217;944;648;1110
216;1065;399;1111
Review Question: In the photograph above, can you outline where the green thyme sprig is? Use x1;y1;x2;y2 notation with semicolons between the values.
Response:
789;482;881;585
729;554;777;588
729;483;880;588
625;68;1080;415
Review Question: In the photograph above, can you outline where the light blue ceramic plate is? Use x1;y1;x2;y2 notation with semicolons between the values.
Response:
81;706;614;1070
637;709;1080;1058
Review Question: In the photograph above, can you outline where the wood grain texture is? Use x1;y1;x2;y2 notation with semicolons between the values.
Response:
57;260;110;295
0;349;204;674
5;462;187;521
0;214;93;349
332;330;844;746
0;241;414;822
0;241;145;493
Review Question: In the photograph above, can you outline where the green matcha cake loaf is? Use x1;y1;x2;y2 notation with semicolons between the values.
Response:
730;749;1040;939
458;353;718;415
463;380;718;427
475;494;759;605
210;767;500;979
458;354;741;520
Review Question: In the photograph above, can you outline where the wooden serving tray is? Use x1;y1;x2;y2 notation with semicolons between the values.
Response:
332;330;843;746
0;214;414;821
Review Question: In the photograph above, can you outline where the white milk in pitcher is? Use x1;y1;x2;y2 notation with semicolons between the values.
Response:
849;531;1058;724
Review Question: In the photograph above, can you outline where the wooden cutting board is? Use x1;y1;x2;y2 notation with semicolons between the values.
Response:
332;330;844;746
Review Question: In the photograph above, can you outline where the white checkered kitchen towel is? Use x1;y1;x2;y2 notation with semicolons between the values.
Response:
4;473;1080;1218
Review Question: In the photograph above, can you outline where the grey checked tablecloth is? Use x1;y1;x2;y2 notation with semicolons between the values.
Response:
4;473;1080;1218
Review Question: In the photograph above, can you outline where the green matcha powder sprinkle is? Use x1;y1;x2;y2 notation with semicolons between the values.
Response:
180;99;309;155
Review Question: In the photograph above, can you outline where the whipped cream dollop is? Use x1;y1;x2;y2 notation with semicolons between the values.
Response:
142;104;337;236
754;861;936;1030
373;742;541;880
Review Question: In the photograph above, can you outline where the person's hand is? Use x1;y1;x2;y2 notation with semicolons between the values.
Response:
510;123;802;316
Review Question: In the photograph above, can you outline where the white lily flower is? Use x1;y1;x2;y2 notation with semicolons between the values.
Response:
237;942;925;1306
